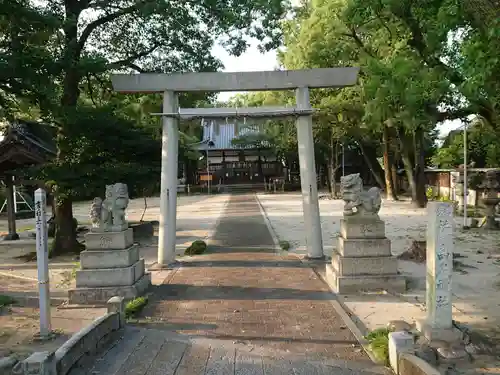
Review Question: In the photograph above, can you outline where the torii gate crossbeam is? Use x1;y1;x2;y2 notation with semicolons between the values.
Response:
111;68;359;266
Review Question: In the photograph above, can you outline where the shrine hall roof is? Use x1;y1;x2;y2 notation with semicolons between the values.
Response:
0;119;56;174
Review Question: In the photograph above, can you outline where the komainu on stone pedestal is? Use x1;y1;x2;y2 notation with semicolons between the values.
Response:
340;173;382;219
70;182;151;304
89;183;130;232
325;174;405;294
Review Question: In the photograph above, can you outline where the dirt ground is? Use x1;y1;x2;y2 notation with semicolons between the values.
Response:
0;304;106;360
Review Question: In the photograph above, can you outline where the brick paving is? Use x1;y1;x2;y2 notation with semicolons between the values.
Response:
82;194;385;374
139;194;366;361
209;194;275;250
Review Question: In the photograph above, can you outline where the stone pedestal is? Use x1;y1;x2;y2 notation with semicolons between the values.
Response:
325;217;405;294
69;228;151;304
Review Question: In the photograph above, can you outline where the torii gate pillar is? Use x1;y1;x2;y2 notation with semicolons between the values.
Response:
158;91;179;265
296;87;323;258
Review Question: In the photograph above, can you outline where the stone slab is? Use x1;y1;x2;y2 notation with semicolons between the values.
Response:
325;264;406;294
340;218;386;239
84;228;134;250
338;237;391;257
80;245;139;269
68;273;152;304
426;202;454;331
55;313;121;375
75;259;145;288
388;331;414;374
415;319;463;344
331;251;398;276
111;68;360;93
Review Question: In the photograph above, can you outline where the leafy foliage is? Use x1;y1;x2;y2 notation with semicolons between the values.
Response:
184;240;208;255
433;119;500;168
125;296;148;319
365;327;390;365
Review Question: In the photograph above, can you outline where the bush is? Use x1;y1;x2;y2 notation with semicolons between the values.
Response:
279;240;290;251
365;327;390;365
0;295;16;307
184;240;207;255
125;296;148;319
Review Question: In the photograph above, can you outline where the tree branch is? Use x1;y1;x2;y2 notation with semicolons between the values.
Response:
77;0;151;54
435;107;475;122
390;2;464;85
341;27;376;58
106;42;161;72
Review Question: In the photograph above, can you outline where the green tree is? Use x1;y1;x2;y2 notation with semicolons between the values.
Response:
21;0;290;254
433;119;500;168
0;0;59;117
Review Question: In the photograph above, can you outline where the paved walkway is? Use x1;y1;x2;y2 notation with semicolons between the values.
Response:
82;195;387;375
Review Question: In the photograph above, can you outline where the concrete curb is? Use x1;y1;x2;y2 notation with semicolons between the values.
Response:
205;195;231;248
310;267;382;366
254;193;282;252
0;355;17;374
397;352;440;375
19;297;125;375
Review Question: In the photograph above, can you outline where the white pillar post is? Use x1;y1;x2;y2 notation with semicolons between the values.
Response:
158;91;179;266
295;87;324;259
417;201;455;342
426;202;453;329
34;188;51;338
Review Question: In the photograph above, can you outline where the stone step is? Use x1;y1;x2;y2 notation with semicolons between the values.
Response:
83;328;385;375
331;252;398;276
68;273;151;304
85;228;134;250
75;259;145;288
338;237;391;257
325;264;406;294
80;245;139;269
340;218;386;239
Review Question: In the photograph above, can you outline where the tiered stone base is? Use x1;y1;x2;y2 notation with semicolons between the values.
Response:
325;217;405;294
68;228;151;304
68;274;151;305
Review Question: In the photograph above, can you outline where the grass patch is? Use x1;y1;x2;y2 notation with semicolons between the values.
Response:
0;295;16;308
57;262;80;287
279;240;291;251
365;327;390;365
184;240;207;256
125;296;148;319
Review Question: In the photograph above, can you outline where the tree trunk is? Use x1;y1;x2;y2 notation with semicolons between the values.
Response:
391;158;399;194
51;198;81;256
414;127;427;207
357;141;385;188
53;5;84;255
327;136;341;198
382;125;398;200
396;126;426;208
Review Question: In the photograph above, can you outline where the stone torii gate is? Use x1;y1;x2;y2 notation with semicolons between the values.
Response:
111;68;359;266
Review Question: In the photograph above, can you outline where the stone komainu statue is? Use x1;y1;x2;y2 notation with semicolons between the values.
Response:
89;183;129;232
340;173;382;218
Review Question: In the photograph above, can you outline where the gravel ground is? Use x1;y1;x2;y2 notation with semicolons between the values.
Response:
257;193;500;342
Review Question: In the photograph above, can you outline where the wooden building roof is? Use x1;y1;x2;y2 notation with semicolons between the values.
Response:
196;120;271;151
0;119;56;174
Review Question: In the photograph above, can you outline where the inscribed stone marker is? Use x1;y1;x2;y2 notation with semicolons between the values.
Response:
426;202;453;330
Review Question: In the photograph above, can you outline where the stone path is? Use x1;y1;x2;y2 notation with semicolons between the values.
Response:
81;327;386;375
81;194;387;375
